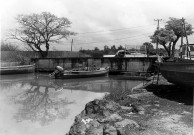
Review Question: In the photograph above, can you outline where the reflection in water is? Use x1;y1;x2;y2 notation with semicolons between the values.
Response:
13;86;74;126
0;73;142;135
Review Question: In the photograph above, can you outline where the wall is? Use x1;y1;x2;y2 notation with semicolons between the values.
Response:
32;57;156;73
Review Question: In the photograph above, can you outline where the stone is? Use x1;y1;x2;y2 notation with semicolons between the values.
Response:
100;113;123;123
86;125;104;135
103;124;117;135
121;106;133;110
131;105;145;115
128;92;152;99
84;99;121;117
154;104;160;107
68;116;103;135
115;119;139;129
115;119;140;134
85;100;102;115
104;100;121;111
102;109;111;117
89;119;101;128
68;120;87;135
181;111;192;115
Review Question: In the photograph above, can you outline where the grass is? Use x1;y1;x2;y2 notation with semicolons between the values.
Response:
103;88;140;107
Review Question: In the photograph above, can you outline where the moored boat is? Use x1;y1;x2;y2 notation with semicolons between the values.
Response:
0;64;35;75
160;60;194;87
50;66;109;79
158;18;194;88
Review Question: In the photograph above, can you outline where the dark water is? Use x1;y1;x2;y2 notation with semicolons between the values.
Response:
0;73;142;135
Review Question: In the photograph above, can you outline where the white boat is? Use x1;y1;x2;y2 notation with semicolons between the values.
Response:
50;66;109;79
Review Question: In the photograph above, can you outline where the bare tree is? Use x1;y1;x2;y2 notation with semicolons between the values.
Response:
11;12;76;57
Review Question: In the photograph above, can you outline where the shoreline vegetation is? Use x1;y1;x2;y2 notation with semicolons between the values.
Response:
66;76;193;135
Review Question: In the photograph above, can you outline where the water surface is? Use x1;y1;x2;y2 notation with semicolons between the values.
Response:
0;73;142;135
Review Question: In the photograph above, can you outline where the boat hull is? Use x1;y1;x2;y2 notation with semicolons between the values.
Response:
0;64;35;75
160;61;194;87
55;68;109;79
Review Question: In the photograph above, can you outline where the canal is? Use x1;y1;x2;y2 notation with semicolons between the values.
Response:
0;73;143;135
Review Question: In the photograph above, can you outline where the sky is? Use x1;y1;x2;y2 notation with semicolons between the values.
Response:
1;0;194;51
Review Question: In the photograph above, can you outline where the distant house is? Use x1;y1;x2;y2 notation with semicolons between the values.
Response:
103;49;156;58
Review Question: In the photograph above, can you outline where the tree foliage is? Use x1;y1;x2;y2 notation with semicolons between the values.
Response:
150;17;193;57
11;12;76;57
150;28;176;56
141;42;156;55
1;41;19;51
80;45;125;58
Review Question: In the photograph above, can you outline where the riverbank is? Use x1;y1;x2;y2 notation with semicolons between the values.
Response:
66;76;193;135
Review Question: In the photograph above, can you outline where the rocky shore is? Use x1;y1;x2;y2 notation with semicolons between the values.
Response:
66;77;193;135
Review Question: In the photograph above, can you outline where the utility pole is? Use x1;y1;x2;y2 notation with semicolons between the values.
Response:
154;19;162;54
180;18;184;59
71;39;73;52
154;19;162;85
182;17;191;60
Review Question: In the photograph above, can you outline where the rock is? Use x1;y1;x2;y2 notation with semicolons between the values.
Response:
128;92;152;99
99;113;122;123
68;119;87;135
84;99;120;116
121;106;133;110
103;124;117;135
115;119;139;128
86;125;104;135
131;105;145;115
104;100;121;111
90;119;101;128
181;111;192;115
102;109;111;117
85;100;102;115
115;119;139;134
109;114;122;121
154;104;160;107
68;117;102;135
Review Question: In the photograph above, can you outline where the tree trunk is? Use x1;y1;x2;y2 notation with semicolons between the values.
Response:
41;42;49;58
168;42;172;57
162;44;170;56
171;37;180;57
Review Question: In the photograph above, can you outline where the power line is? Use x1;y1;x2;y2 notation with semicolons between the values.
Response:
61;32;152;45
71;26;155;42
77;24;155;35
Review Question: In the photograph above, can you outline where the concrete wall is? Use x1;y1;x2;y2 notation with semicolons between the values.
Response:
32;57;156;73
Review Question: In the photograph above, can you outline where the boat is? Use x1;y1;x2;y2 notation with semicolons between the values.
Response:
49;66;109;79
160;59;194;87
0;64;35;75
158;18;194;88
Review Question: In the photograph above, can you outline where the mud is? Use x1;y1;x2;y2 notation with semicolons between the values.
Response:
125;77;193;135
